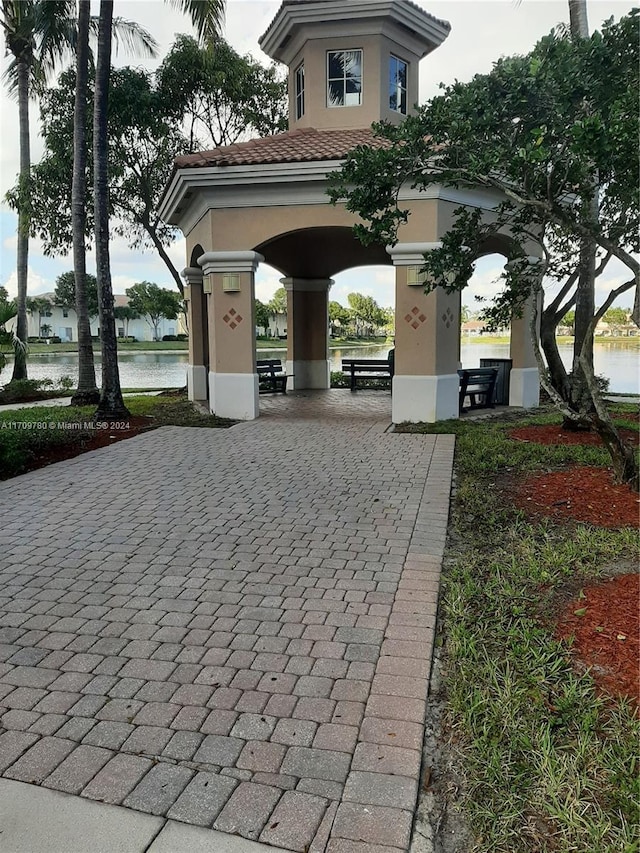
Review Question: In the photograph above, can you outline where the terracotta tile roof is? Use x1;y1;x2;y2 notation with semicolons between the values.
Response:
174;127;392;169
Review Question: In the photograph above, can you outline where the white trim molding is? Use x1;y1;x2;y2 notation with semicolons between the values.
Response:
209;372;260;420
509;367;540;409
392;374;459;424
181;266;203;286
187;365;208;402
159;161;504;236
386;242;442;265
199;251;264;276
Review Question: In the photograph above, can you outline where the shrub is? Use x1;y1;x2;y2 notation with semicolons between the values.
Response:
330;371;350;388
0;378;63;404
162;334;177;342
58;375;74;393
176;333;188;341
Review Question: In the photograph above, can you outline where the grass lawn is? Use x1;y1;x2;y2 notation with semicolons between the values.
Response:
23;340;189;353
399;408;639;852
20;337;392;354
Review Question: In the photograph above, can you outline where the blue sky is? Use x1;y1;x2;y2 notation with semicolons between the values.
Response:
0;0;634;313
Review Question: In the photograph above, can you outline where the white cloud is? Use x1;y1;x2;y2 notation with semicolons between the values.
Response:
3;268;52;299
255;265;283;302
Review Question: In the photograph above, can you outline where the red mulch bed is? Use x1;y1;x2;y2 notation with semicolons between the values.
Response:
509;424;638;447
26;417;155;472
555;573;639;709
507;423;639;527
514;466;639;528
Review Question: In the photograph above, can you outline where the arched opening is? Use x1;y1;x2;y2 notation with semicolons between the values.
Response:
190;244;205;268
255;226;390;279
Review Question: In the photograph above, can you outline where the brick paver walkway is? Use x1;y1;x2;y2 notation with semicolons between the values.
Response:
0;391;454;852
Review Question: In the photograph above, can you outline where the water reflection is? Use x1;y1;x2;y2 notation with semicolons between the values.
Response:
17;342;640;394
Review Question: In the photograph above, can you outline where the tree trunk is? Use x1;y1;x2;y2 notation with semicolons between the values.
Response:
11;57;30;382
145;219;184;295
539;308;571;401
568;0;589;38
93;0;129;420
567;0;597;418
71;0;99;406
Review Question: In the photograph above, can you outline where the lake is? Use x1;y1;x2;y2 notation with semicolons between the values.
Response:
16;341;640;395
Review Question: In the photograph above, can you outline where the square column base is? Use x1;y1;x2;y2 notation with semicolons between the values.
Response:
509;367;540;408
286;359;330;390
187;365;208;402
209;372;259;420
392;374;459;424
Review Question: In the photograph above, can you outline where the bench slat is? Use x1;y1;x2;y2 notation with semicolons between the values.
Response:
257;359;287;394
341;358;393;392
458;367;498;413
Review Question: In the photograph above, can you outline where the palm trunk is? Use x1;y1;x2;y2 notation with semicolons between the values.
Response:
11;57;30;382
93;0;129;420
71;0;99;405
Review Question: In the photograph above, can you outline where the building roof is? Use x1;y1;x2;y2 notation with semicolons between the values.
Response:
261;0;450;40
259;0;451;63
174;126;392;170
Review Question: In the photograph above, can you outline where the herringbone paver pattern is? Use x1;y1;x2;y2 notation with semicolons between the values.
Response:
0;390;454;851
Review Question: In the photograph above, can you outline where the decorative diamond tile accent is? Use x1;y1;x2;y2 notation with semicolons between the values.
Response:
441;308;454;330
405;307;427;331
223;309;244;330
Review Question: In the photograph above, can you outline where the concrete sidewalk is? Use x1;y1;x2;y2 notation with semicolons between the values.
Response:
0;778;283;853
0;390;454;852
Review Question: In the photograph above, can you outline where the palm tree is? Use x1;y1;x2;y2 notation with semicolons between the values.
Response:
72;3;157;406
114;305;140;339
70;0;98;405
26;295;51;337
92;0;225;419
1;1;75;382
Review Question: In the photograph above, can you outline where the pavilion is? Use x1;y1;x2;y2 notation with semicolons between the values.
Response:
158;0;541;422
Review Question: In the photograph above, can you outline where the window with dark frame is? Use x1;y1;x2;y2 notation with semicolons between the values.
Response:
295;62;305;119
327;49;362;107
389;54;408;114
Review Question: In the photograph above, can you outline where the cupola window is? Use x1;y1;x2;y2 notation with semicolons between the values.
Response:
389;54;408;114
327;49;362;107
295;62;305;118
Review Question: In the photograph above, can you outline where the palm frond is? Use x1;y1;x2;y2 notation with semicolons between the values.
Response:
89;16;158;59
34;0;76;72
167;0;225;45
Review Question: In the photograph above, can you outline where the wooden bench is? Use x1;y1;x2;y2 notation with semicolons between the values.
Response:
458;367;498;413
342;358;393;392
257;359;287;394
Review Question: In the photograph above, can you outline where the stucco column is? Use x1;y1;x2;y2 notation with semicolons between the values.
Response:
182;266;208;402
199;250;264;420
282;277;333;390
388;243;460;423
508;258;542;409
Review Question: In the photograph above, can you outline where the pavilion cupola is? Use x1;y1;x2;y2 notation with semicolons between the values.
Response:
259;0;450;131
